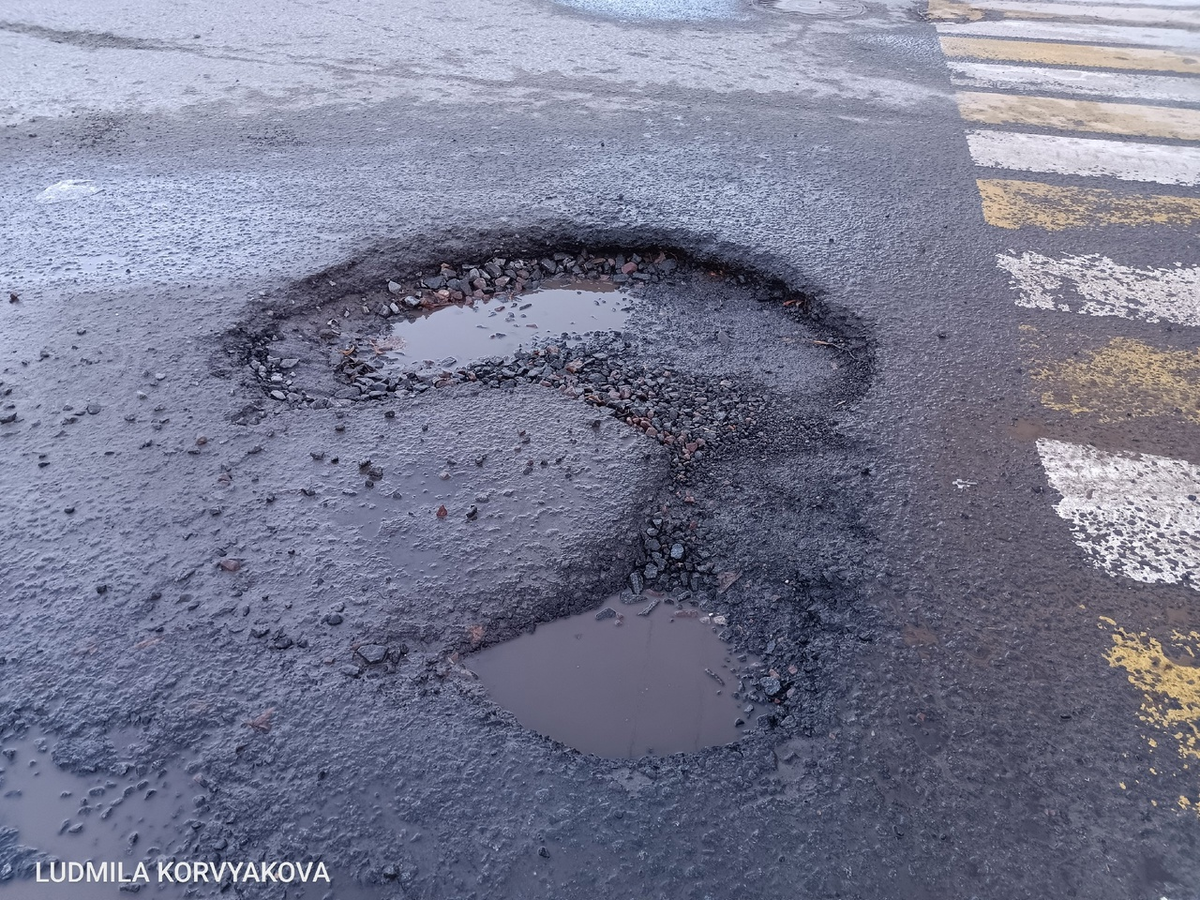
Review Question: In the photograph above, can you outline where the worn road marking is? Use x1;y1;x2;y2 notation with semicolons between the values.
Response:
948;62;1200;104
978;179;1200;229
1101;619;1200;780
998;251;1200;324
974;180;1200;229
957;93;1200;140
1037;438;1200;590
1030;337;1200;423
1101;619;1200;815
937;20;1200;52
929;0;1200;27
940;36;1200;74
967;131;1200;185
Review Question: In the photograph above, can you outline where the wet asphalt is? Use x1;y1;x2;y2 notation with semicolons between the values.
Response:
2;0;1199;897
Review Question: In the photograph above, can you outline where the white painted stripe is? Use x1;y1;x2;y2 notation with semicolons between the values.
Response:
947;61;1200;104
966;130;1200;186
965;1;1200;27
1037;439;1200;591
936;21;1200;51
997;251;1200;326
1021;0;1200;7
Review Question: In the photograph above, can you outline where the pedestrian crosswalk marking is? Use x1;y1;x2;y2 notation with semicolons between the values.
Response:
930;0;1200;819
1029;336;1200;423
949;63;1200;104
999;251;1200;324
957;93;1200;140
1100;618;1200;816
967;131;1200;185
978;179;1200;228
939;20;1200;52
930;0;1200;28
1037;439;1200;591
940;36;1200;74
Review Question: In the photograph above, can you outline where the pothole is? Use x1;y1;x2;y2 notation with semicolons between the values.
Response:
232;237;875;755
467;592;766;757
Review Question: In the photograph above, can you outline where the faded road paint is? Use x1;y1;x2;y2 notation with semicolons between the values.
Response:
930;0;1200;27
1029;337;1200;424
1037;439;1200;590
998;251;1200;325
939;36;1200;74
948;63;1200;104
937;20;1200;52
1102;620;1200;815
956;93;1200;141
966;131;1200;186
978;179;1200;229
1102;619;1200;799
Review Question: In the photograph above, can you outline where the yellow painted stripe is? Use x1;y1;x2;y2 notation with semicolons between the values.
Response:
1031;338;1200;424
1103;619;1200;764
940;36;1200;75
957;92;1200;140
928;0;984;20
977;179;1200;229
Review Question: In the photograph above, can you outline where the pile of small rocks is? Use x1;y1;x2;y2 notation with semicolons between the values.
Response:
371;249;675;314
246;247;747;401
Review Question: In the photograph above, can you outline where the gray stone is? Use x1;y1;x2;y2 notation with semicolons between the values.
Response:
357;644;388;664
670;543;685;560
760;676;782;697
595;607;617;621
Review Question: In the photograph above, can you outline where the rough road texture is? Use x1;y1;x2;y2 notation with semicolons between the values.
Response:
1;232;879;899
3;0;1199;895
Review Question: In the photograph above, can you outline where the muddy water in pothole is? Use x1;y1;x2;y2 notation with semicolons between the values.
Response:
384;283;631;369
0;731;198;898
551;0;742;19
467;599;759;758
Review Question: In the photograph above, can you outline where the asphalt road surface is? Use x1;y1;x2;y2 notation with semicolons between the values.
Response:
1;0;1198;898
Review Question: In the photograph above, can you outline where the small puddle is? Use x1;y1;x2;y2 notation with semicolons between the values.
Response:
0;730;199;897
760;0;865;15
383;283;631;371
551;0;742;19
467;597;761;757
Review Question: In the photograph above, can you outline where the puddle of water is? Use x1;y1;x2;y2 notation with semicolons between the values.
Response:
466;598;759;758
760;0;865;15
384;283;631;371
35;180;102;204
551;0;742;19
0;731;199;897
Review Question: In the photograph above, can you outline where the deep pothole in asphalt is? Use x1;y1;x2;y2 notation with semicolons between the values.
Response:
233;240;874;759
